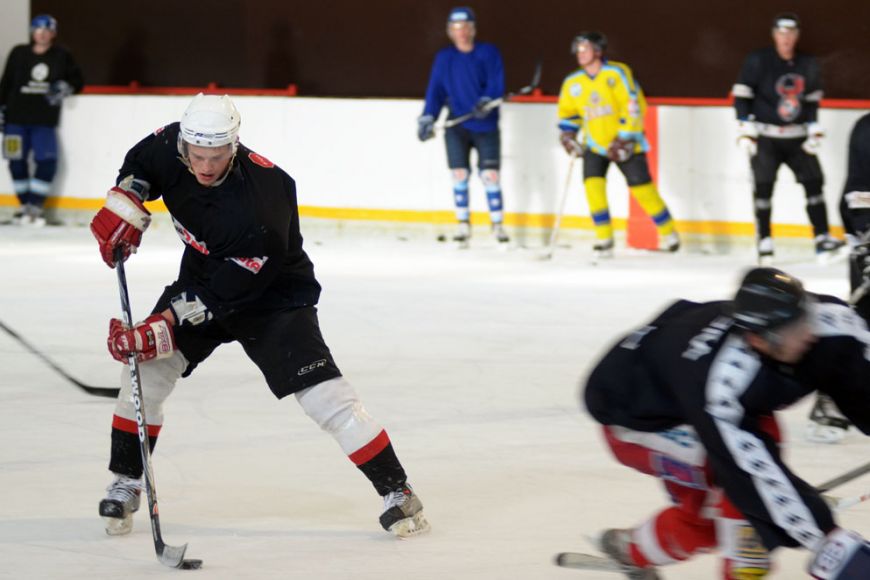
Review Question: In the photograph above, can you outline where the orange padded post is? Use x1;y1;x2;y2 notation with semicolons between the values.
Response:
626;104;660;249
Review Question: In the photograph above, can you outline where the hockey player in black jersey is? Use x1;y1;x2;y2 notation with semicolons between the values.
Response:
805;112;870;444
581;267;870;579
840;112;870;322
0;14;83;225
732;13;845;264
89;94;428;539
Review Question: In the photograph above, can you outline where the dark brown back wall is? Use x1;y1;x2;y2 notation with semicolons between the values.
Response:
30;0;870;98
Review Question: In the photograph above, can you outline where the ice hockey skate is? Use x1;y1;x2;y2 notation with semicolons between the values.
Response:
492;223;510;247
452;221;471;249
757;236;774;266
806;394;850;444
659;231;680;252
99;474;142;535
593;238;615;260
379;484;429;538
599;529;661;579
815;234;847;264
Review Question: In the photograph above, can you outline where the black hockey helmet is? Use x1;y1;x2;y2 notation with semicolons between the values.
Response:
572;31;607;55
731;267;808;333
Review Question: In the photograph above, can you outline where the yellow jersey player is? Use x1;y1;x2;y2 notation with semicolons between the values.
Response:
557;32;678;258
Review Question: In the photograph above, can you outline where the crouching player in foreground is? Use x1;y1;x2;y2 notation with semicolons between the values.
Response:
580;267;870;578
89;93;429;538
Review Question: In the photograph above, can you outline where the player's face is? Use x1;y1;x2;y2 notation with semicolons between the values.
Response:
31;28;55;48
575;41;600;69
772;28;799;58
186;144;234;186
447;22;475;51
761;318;816;363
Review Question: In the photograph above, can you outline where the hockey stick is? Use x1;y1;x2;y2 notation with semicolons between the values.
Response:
440;61;542;130
115;253;202;570
816;460;870;493
539;154;578;260
0;319;120;398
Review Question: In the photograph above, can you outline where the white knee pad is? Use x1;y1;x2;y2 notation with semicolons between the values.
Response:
295;376;383;456
480;169;500;191
451;168;470;188
114;350;187;426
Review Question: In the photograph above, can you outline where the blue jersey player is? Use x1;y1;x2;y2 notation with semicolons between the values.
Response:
417;7;509;247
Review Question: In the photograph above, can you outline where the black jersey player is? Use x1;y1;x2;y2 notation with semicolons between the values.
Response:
579;267;870;579
89;94;429;539
732;13;844;264
841;112;870;322
804;112;870;445
0;14;83;225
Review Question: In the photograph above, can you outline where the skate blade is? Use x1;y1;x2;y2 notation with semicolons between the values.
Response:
816;247;849;266
805;423;848;444
103;515;134;536
388;511;431;538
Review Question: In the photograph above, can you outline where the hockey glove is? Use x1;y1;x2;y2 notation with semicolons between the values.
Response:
90;186;152;268
559;131;584;157
472;96;494;119
46;80;73;106
802;122;825;156
737;120;758;157
417;115;435;142
607;137;634;163
108;314;176;363
808;528;870;579
169;290;214;327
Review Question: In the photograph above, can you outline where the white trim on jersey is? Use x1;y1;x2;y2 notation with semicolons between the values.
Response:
705;335;825;550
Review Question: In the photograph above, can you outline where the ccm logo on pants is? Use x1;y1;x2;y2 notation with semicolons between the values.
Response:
298;359;327;376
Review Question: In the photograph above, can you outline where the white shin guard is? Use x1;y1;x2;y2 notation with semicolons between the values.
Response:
295;377;384;457
113;350;187;426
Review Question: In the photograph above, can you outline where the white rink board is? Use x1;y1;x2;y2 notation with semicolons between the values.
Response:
0;95;866;228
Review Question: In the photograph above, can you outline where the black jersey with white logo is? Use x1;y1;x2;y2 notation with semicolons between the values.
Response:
117;122;320;319
733;47;821;125
0;44;83;126
584;296;870;551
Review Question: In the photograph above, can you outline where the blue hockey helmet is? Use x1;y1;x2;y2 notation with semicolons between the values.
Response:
447;7;476;25
31;14;57;33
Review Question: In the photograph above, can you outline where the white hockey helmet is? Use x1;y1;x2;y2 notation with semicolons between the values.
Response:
179;93;241;148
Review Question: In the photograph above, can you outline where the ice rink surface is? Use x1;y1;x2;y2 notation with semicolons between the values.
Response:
1;223;868;579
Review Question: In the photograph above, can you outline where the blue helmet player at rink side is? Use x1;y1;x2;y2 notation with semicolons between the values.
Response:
417;6;509;248
0;14;83;226
89;94;429;540
580;267;870;579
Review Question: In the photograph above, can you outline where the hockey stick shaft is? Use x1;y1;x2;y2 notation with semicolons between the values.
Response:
0;319;120;398
816;460;870;493
114;255;199;569
441;61;542;129
541;155;578;260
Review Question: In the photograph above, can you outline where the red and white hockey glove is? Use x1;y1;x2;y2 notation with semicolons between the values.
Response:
607;137;634;163
90;186;152;268
107;314;176;363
